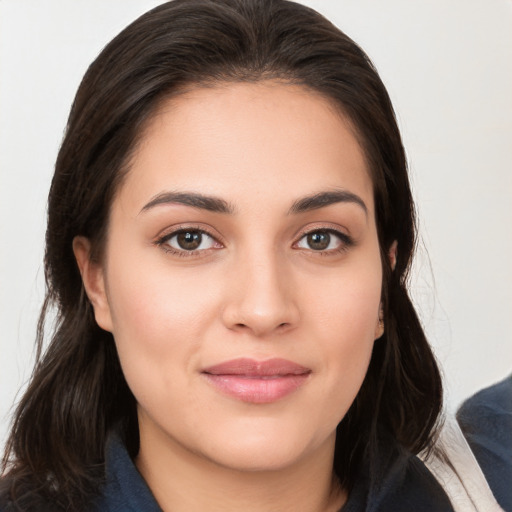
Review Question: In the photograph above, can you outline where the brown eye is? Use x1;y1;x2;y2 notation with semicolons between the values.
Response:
164;230;217;252
176;231;202;250
295;229;351;253
306;231;331;250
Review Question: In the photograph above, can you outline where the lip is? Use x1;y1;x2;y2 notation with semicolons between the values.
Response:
201;358;311;404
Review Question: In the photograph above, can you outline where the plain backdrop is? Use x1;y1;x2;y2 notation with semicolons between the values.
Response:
1;0;511;451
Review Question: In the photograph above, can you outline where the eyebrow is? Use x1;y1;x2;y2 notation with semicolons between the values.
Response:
140;191;234;214
140;189;367;217
288;190;368;216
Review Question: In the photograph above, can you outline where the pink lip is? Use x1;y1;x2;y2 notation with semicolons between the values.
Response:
201;358;311;404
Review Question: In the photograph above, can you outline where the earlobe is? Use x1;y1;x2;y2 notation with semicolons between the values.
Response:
72;236;113;332
388;240;398;271
374;306;384;340
374;241;397;340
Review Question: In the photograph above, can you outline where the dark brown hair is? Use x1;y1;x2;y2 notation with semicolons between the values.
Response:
2;0;442;509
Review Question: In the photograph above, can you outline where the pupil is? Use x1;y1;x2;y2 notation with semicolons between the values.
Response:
308;231;330;250
177;231;202;250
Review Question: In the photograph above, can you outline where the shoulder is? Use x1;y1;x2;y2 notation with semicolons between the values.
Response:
91;433;161;512
457;375;512;511
457;375;512;431
0;430;159;512
341;437;454;512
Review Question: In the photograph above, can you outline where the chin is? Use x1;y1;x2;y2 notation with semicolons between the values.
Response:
197;418;334;472
207;442;305;472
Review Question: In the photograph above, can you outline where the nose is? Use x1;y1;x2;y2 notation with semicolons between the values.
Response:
221;252;300;337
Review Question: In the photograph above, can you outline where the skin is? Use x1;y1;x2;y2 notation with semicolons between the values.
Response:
74;81;387;512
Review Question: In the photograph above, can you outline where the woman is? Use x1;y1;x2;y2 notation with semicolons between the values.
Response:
0;0;459;510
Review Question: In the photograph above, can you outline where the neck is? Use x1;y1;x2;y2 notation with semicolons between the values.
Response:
135;419;346;512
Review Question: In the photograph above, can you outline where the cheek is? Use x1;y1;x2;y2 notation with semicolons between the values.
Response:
305;258;382;406
307;255;382;343
106;248;221;335
103;258;222;397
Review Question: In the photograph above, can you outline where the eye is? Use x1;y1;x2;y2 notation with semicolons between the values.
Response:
159;229;219;254
295;229;351;252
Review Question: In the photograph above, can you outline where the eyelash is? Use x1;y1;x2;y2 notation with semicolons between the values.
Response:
154;226;354;257
155;225;220;257
293;228;354;255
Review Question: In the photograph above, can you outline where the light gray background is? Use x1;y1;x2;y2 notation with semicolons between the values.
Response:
1;0;511;451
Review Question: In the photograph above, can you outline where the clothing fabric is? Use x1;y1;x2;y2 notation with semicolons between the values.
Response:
339;437;454;512
89;431;454;512
91;435;161;512
0;431;455;511
4;378;510;511
420;415;504;512
457;375;512;512
0;430;456;512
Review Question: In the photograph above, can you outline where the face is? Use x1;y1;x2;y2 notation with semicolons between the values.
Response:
77;82;383;472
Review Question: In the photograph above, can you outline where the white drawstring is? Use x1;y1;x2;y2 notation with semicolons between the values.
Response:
420;415;504;512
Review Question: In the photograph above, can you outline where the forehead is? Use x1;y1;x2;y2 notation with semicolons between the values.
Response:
117;81;374;214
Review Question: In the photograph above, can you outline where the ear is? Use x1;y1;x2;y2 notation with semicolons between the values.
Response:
374;305;384;340
374;241;398;340
72;236;113;332
388;240;398;271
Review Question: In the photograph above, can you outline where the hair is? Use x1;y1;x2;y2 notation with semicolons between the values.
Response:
1;0;443;509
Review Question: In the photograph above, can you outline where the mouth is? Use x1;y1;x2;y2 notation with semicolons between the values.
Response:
201;358;311;404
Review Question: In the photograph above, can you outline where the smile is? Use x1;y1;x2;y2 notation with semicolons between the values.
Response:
201;358;312;404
